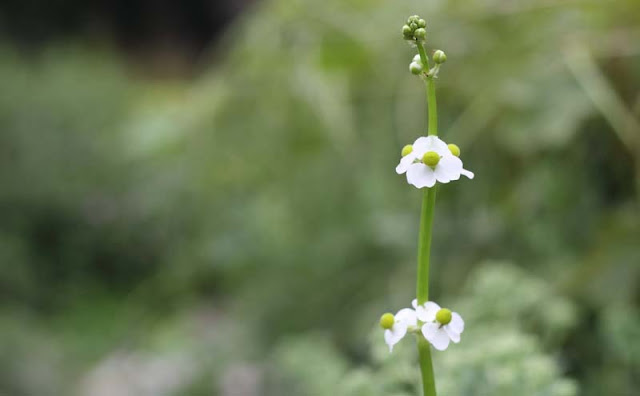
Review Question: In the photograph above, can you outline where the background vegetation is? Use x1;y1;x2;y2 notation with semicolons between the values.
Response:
0;0;638;395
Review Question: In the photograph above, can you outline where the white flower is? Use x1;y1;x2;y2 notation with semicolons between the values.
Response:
383;308;418;352
415;300;465;351
396;136;474;189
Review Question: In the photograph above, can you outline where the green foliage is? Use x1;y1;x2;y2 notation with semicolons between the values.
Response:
266;263;579;396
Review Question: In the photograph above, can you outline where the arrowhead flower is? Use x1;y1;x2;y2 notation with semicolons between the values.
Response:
396;136;474;189
380;308;418;352
415;300;465;351
379;300;464;352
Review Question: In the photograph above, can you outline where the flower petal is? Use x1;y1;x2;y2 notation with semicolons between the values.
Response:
433;163;452;183
415;305;428;322
460;169;474;179
421;323;450;351
396;153;417;174
406;163;436;189
384;323;408;352
395;308;417;327
444;325;461;343
422;302;440;322
413;136;449;156
449;312;465;333
438;154;463;181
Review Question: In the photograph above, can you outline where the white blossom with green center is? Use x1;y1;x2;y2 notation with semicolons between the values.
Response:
415;300;465;351
395;136;474;188
380;308;418;352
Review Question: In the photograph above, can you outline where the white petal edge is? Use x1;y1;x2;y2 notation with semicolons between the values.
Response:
415;136;449;156
422;302;440;322
406;163;436;189
449;312;465;333
396;154;417;174
460;169;474;179
439;155;463;181
384;324;408;352
421;323;450;351
433;163;452;183
444;325;461;343
395;308;418;327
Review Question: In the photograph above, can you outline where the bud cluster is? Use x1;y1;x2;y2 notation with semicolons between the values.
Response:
402;16;448;78
402;15;427;42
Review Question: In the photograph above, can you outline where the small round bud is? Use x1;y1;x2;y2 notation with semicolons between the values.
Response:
414;28;427;40
422;151;440;167
436;308;452;325
410;22;418;30
409;62;423;75
402;25;412;36
447;144;460;157
433;50;447;64
380;313;395;330
401;144;413;157
418;19;427;28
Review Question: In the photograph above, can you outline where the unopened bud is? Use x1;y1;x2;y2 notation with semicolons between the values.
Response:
410;62;423;75
433;50;447;64
414;28;427;40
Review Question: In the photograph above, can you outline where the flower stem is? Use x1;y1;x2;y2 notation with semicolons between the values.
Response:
415;41;438;396
416;187;436;303
416;186;438;396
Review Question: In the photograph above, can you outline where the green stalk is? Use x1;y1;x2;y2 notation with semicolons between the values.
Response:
415;41;438;396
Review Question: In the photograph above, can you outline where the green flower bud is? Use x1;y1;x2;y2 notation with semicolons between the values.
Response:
408;15;419;24
418;19;427;28
433;50;447;64
380;313;395;330
422;151;440;167
436;308;452;325
410;22;418;30
409;62;423;75
414;28;427;40
402;25;412;37
447;143;460;157
401;144;413;157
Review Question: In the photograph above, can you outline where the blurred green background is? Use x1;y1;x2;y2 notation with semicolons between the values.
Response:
1;0;639;395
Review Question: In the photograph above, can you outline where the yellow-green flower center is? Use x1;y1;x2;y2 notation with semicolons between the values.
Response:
379;313;395;330
436;308;452;325
401;144;413;157
422;151;440;167
447;144;460;157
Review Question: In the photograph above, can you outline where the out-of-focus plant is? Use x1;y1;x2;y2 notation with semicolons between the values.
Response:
266;263;579;396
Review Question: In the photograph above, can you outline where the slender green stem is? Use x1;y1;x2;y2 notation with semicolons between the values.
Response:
416;186;438;396
416;42;431;70
426;80;437;135
418;337;437;395
416;187;437;303
415;40;439;396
